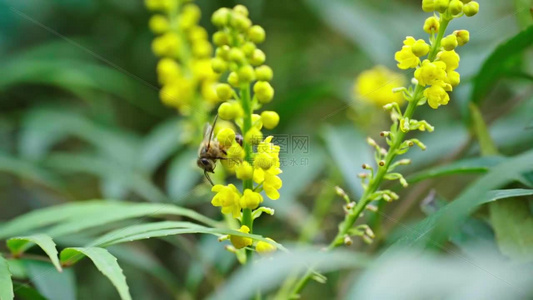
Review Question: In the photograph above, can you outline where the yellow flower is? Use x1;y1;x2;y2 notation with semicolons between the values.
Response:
240;189;263;209
414;60;447;86
216;128;236;147
235;161;253;180
256;238;277;255
263;170;282;200
157;58;181;85
411;39;430;57
355;66;406;106
211;184;241;218
437;50;460;71
447;70;460;87
230;225;253;249
424;85;450;109
395;46;420;70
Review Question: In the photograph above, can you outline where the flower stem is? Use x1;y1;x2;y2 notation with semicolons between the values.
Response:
288;17;452;298
240;83;254;263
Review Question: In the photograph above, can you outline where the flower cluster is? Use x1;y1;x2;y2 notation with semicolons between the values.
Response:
331;0;478;248
395;0;477;109
207;5;281;256
146;0;220;142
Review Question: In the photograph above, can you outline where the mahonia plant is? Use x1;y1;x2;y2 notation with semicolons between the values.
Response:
208;5;281;260
290;0;478;297
146;0;220;143
332;0;478;248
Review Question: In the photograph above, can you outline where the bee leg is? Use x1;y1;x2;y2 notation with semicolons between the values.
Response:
235;134;243;147
204;170;214;186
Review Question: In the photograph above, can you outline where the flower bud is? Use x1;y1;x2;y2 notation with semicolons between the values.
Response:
454;30;470;46
251;114;263;129
245;127;263;145
228;72;240;87
230;225;253;249
411;40;430;57
423;16;440;34
434;0;450;13
231;14;252;31
211;57;228;73
218;102;233;120
241;41;256;56
235;161;253;180
448;70;460;87
255;65;273;81
238;65;256;82
254;152;274;170
254;81;274;103
240;189;263;209
463;1;479;17
216;45;230;60
149;15;169;34
229;48;245;63
441;34;458;51
217;128;236;147
216;83;233;101
250;49;266;66
422;0;435;12
213;31;230;46
233;4;249;17
256;238;277;255
261;111;280;129
448;0;463;15
212;8;230;27
248;25;266;44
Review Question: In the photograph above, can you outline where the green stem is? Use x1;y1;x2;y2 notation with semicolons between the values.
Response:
240;83;254;263
289;16;452;298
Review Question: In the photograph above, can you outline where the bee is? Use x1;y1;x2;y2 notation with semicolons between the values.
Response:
197;115;243;185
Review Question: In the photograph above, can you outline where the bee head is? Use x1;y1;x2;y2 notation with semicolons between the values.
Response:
197;157;215;172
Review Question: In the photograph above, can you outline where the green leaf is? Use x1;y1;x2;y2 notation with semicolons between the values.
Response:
0;151;62;189
321;125;372;198
138;118;183;173
166;150;201;202
407;156;506;183
60;247;131;300
207;249;369;300
0;201;219;239
25;260;76;300
303;0;419;64
514;0;533;29
391;150;533;248
87;221;284;251
471;25;533;104
490;197;533;262
7;234;62;272
0;254;14;300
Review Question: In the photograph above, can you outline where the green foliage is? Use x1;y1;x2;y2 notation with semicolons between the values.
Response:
471;25;533;104
490;198;533;262
0;254;14;300
6;234;62;272
60;247;131;300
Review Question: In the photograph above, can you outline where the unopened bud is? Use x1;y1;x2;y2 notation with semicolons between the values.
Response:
380;131;390;137
454;30;470;46
344;235;353;246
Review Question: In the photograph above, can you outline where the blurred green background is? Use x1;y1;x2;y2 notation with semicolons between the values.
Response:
1;0;532;299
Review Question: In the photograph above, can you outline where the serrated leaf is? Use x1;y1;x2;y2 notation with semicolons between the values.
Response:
490;197;533;262
471;26;533;104
0;254;14;300
0;201;219;239
407;156;507;183
7;234;62;272
391;150;533;249
60;247;131;300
